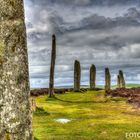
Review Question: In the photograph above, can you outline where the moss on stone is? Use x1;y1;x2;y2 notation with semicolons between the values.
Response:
0;41;5;57
0;41;5;65
6;133;10;140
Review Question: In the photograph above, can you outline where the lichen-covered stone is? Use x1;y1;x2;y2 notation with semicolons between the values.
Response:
0;0;32;139
90;64;96;90
0;0;24;20
119;70;125;88
74;60;81;92
0;41;5;57
105;68;111;91
117;75;121;88
31;99;36;112
49;34;56;97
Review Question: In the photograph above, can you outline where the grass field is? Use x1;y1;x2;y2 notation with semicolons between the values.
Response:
33;90;140;140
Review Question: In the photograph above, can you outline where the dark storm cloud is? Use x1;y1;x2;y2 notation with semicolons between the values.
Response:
81;8;140;29
29;0;91;6
29;0;139;6
27;7;140;46
24;0;140;88
25;6;140;58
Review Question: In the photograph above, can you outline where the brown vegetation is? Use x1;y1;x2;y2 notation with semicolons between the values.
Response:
106;88;140;107
30;88;73;96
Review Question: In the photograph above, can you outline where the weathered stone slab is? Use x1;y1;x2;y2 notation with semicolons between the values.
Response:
0;0;32;139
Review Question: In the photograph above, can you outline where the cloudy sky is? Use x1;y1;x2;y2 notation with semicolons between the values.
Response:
24;0;140;88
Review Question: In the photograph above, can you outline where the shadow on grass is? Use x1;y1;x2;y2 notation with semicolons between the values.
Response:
45;94;124;104
34;137;39;140
34;107;50;116
53;96;107;104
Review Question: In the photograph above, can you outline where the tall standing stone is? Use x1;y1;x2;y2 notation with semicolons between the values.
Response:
0;0;32;139
117;74;121;88
74;60;81;92
90;64;96;90
105;68;111;91
119;70;125;88
49;34;56;97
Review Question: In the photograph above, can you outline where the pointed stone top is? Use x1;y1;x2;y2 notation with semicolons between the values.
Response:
105;67;110;75
52;34;56;39
91;64;96;68
75;60;79;63
119;70;123;74
105;67;109;71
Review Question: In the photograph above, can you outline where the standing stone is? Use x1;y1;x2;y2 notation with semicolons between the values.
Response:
49;34;56;97
119;70;125;88
74;60;81;92
90;64;96;90
0;0;32;139
117;74;121;88
105;68;111;91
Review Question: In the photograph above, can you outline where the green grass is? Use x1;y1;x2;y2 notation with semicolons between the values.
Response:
126;84;140;88
111;84;140;89
95;84;140;89
33;90;140;140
